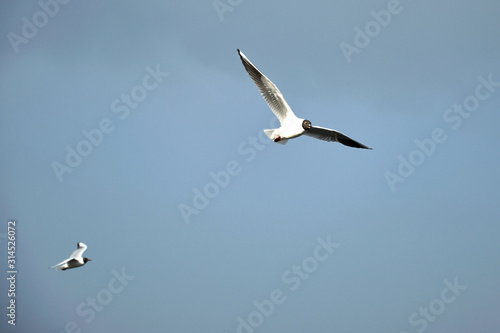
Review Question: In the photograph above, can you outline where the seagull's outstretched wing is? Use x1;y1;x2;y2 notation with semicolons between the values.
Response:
304;126;372;149
238;49;297;124
70;242;87;259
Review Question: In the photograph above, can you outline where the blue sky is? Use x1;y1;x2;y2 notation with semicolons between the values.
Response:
1;0;500;332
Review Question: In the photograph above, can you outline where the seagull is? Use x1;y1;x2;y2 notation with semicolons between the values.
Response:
50;242;91;271
237;49;371;149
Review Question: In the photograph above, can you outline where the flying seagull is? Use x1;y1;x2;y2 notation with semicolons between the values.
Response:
237;49;371;149
50;242;91;271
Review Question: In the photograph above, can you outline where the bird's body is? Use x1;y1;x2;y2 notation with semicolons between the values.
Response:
50;242;91;271
264;117;309;145
237;49;371;149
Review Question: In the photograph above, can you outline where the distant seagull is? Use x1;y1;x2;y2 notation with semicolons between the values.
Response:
50;242;91;271
237;49;371;149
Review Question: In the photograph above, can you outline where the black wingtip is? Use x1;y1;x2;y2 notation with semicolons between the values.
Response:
337;136;372;150
237;48;240;53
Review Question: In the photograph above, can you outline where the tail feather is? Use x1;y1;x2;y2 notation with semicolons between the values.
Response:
51;264;67;271
263;129;276;140
264;129;288;145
